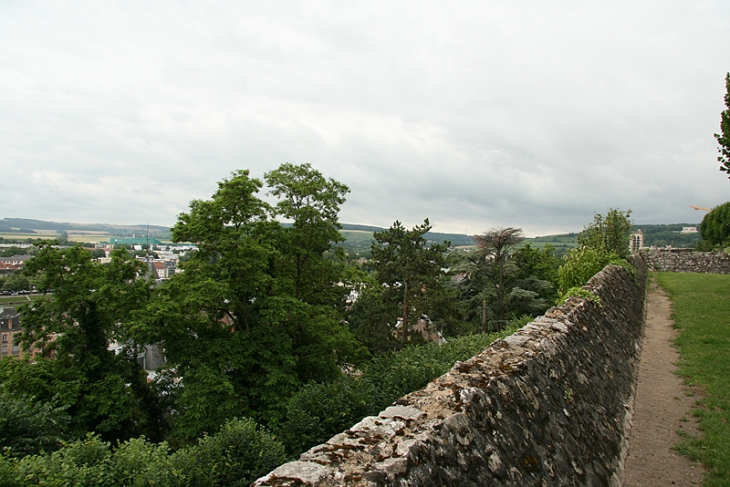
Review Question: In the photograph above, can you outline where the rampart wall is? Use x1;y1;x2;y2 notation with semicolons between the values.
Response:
640;248;730;274
254;257;648;487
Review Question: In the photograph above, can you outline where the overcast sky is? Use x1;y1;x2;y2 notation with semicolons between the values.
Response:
1;1;729;236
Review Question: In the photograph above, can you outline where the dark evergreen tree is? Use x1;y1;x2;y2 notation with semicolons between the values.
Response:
370;220;450;342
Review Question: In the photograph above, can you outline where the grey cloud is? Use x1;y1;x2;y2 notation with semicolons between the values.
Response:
1;0;729;234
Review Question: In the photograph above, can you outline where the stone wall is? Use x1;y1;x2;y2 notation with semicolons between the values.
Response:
640;248;730;274
254;260;648;487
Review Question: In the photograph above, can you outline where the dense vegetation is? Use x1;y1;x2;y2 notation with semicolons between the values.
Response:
0;165;638;483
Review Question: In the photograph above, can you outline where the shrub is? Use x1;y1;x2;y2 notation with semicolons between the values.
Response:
276;377;377;457
558;247;612;295
175;417;286;487
0;386;70;458
0;419;285;487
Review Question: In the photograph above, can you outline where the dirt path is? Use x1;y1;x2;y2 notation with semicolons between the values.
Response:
623;280;706;486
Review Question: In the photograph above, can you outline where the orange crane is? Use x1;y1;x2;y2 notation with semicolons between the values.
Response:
689;205;713;212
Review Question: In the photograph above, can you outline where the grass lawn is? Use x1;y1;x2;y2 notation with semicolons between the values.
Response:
0;294;43;307
656;272;730;486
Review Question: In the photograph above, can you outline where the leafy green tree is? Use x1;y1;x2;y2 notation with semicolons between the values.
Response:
265;162;350;305
700;201;730;246
276;378;376;457
13;244;161;443
2;273;31;292
141;166;363;440
371;220;449;341
717;73;730;177
0;386;70;458
577;209;632;258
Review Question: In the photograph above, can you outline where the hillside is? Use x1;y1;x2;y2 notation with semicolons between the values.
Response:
0;219;703;250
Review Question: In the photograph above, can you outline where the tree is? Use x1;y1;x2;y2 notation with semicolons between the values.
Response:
140;166;363;439
12;244;161;443
370;220;449;342
0;386;70;458
577;209;632;258
2;273;31;292
264;163;350;305
474;228;524;323
700;201;730;246
717;73;730;177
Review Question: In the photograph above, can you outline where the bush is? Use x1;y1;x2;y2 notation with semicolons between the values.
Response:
175;418;285;487
276;378;377;457
0;418;285;487
558;247;612;295
277;323;523;458
0;386;70;458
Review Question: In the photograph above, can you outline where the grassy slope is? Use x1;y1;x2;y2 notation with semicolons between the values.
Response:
656;272;730;486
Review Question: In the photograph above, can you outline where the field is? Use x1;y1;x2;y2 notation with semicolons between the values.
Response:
0;293;42;308
657;272;730;485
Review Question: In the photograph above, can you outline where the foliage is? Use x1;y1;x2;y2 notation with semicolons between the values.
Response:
0;386;70;458
139;165;363;440
276;377;376;457
346;284;401;354
12;244;161;443
577;209;632;258
0;418;284;487
700;202;730;246
557;247;613;295
0;247;30;258
655;272;730;486
449;238;556;330
558;287;602;307
173;418;286;487
473;228;525;322
559;209;634;296
265;163;350;305
1;273;32;293
277;323;522;458
717;73;730;178
370;219;450;341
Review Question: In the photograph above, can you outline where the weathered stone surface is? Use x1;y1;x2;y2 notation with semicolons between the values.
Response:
641;248;730;273
253;258;648;487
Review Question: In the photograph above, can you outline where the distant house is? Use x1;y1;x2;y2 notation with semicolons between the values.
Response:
0;255;31;275
152;261;168;279
0;308;23;358
0;255;31;265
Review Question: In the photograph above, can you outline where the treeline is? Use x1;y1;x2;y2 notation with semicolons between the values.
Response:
0;164;632;485
632;223;701;248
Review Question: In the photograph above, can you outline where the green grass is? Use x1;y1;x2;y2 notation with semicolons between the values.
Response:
656;272;730;486
339;230;375;244
521;234;579;250
0;294;42;307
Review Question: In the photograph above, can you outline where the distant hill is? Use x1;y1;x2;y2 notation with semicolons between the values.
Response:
0;219;703;250
632;223;700;248
0;218;172;242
